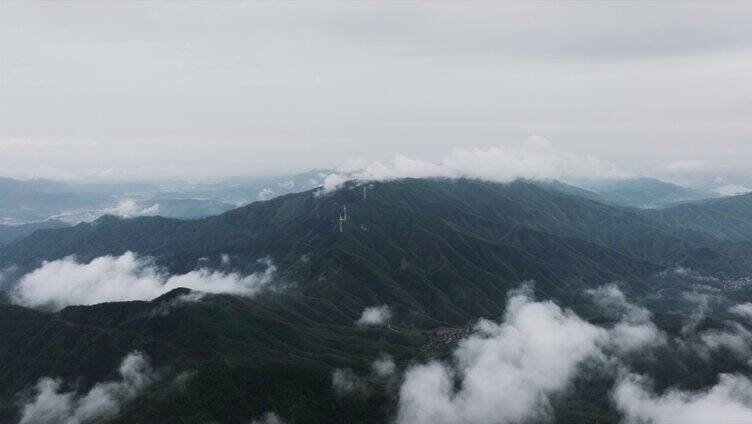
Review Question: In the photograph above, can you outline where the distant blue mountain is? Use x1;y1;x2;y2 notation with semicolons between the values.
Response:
580;177;720;208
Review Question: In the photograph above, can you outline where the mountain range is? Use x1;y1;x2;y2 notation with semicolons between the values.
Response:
1;178;751;423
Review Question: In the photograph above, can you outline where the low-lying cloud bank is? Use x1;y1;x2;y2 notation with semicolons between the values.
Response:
614;373;752;424
397;287;611;424
10;252;276;310
715;184;752;196
395;285;752;424
18;351;154;424
321;138;627;193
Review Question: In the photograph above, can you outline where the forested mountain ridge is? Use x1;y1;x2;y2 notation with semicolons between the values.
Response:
1;178;747;278
2;178;752;423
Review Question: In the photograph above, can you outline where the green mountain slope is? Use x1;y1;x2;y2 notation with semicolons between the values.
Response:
644;192;752;241
2;179;749;314
1;179;693;324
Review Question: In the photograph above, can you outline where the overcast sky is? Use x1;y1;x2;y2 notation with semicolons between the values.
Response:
0;1;750;186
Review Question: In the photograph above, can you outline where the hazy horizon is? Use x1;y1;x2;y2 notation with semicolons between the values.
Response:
1;1;750;189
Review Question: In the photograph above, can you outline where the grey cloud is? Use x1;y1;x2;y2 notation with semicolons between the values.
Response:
371;354;396;378
0;2;749;182
700;323;752;363
331;369;364;396
681;292;712;335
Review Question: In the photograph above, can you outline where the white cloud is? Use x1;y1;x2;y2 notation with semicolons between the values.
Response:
18;351;155;424
395;284;683;424
613;373;752;424
609;322;666;355
103;199;160;218
390;283;752;424
10;252;276;311
730;303;752;320
320;138;627;193
371;354;396;378
257;188;275;201
715;184;752;196
356;305;392;327
396;289;608;424
673;266;693;276
588;284;651;323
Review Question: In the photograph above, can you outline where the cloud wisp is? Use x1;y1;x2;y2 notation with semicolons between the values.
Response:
10;252;276;311
103;199;160;219
356;305;392;327
18;351;155;424
587;284;665;353
321;138;627;193
331;369;364;396
371;354;396;378
251;412;287;424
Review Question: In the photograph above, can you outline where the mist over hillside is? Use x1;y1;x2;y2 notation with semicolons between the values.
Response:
0;170;329;225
